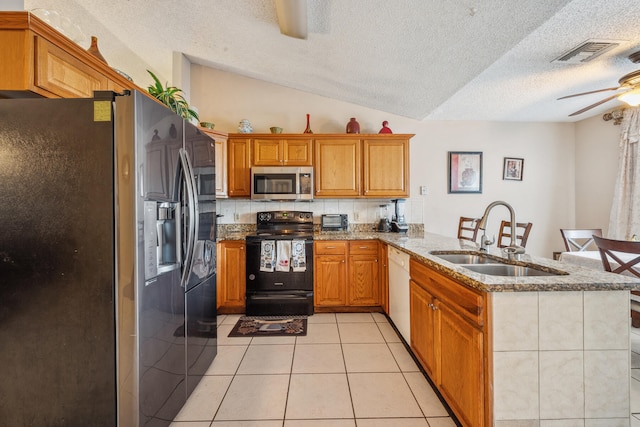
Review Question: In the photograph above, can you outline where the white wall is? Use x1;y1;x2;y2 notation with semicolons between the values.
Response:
191;65;579;258
574;113;621;235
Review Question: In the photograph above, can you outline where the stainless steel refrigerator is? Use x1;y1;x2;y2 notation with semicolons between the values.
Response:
0;90;217;426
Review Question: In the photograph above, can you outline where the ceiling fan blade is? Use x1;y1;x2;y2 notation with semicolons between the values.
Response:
275;0;308;39
557;86;621;100
568;93;623;116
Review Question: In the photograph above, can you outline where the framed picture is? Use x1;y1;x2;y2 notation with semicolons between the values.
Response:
448;151;482;193
503;157;524;181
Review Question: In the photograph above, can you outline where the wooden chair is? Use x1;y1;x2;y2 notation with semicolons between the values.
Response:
560;228;603;252
497;221;532;248
593;235;640;278
593;235;640;327
457;217;480;242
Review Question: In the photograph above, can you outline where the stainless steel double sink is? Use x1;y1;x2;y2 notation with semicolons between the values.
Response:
430;251;568;277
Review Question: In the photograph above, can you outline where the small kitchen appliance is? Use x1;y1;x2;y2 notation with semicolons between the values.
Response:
321;214;349;231
376;204;391;232
391;199;409;233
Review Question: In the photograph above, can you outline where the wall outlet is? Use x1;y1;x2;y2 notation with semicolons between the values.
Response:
233;212;240;222
420;185;427;195
353;212;360;221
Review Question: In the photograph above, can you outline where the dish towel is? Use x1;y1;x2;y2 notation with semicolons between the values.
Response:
276;240;291;272
260;240;275;272
291;240;307;272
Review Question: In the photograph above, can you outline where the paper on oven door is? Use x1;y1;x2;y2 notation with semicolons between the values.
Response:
291;240;306;272
276;240;291;272
260;240;275;272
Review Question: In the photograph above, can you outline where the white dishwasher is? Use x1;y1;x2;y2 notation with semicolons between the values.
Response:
388;246;411;342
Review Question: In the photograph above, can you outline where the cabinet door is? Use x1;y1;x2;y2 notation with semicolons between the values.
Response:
348;254;379;305
438;303;484;427
35;35;108;98
363;138;409;198
217;241;246;312
283;140;313;166
314;139;361;197
253;139;282;166
314;255;347;306
410;280;438;380
227;138;251;197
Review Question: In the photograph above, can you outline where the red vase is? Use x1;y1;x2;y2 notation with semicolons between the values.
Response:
303;114;313;134
346;117;360;134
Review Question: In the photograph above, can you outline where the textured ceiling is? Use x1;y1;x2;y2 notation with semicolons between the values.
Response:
22;0;640;122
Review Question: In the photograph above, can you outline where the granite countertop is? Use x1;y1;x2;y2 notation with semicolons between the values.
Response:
218;228;640;292
316;230;640;292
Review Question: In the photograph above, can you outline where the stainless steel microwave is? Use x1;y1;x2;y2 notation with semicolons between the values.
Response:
251;166;313;200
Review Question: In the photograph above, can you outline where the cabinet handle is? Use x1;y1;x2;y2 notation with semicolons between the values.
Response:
342;260;345;263
359;246;369;249
326;246;336;249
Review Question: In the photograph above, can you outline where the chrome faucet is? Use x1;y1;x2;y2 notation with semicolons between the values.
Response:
477;200;525;260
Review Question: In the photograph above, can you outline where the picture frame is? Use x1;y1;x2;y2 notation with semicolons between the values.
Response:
503;157;524;181
448;151;482;193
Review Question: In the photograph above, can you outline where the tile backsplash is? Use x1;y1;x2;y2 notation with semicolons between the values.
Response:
216;198;424;226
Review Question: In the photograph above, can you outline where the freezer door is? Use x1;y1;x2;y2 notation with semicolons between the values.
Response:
0;97;117;425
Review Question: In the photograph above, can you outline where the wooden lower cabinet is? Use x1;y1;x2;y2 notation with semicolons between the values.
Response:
409;258;488;427
314;241;348;306
216;241;246;313
314;240;381;309
348;241;379;305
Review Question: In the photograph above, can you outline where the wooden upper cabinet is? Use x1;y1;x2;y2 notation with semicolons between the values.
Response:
363;138;410;198
35;35;108;98
314;134;413;198
227;137;252;197
0;12;144;99
252;137;312;166
314;138;361;198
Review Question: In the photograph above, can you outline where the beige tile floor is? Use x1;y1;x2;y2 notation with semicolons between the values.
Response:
171;312;457;426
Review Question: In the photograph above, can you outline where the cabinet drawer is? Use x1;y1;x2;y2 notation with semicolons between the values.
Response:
410;258;484;326
315;241;347;255
349;240;378;255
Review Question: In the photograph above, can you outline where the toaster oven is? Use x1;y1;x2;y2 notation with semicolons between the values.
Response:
321;214;349;231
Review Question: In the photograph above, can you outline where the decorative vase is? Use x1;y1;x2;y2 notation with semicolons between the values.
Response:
237;119;253;133
346;117;360;134
378;121;393;134
303;114;313;134
87;36;108;64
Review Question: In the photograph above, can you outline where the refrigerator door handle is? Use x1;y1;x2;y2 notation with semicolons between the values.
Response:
178;148;199;288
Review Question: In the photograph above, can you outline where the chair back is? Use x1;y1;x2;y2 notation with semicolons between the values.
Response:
593;235;640;278
560;228;603;252
497;221;532;248
457;217;480;242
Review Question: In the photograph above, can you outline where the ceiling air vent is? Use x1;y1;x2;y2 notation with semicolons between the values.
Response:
552;40;622;64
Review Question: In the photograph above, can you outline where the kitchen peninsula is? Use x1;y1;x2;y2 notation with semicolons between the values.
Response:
312;231;640;427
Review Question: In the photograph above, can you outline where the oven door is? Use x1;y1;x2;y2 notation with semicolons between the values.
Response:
245;237;314;315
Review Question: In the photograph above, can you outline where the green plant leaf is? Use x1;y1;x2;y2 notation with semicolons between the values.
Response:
146;69;199;121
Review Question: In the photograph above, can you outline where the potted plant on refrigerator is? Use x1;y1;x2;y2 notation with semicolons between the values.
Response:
146;70;199;122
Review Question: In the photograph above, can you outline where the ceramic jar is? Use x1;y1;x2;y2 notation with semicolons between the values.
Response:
237;119;253;133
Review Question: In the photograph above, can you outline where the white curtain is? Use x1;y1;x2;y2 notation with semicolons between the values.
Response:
608;107;640;240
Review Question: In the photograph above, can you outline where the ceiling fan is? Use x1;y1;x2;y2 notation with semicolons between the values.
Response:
558;51;640;116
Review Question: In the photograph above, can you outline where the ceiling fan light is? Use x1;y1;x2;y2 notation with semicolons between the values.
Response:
618;88;640;107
